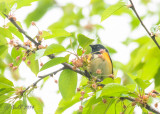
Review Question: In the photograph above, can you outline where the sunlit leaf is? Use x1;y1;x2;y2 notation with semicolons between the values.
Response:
25;0;54;27
101;2;125;21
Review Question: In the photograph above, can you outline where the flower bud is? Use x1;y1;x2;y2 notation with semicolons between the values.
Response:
9;63;13;67
79;96;83;101
31;21;36;26
79;105;83;112
22;57;26;61
96;69;102;74
77;88;81;92
81;91;85;96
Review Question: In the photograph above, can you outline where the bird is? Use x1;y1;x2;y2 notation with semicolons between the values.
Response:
87;44;113;80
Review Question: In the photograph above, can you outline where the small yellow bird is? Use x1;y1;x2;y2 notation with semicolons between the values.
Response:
87;44;113;80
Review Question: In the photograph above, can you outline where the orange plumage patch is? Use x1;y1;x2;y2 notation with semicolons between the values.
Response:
102;52;112;73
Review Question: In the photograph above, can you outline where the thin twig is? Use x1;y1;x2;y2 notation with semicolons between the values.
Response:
129;0;160;49
38;67;65;78
22;67;64;94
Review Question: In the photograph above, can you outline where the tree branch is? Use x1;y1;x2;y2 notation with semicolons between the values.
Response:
4;14;39;46
129;0;160;49
121;97;160;114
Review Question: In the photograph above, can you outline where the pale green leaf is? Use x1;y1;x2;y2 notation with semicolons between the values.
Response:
24;0;54;27
43;29;71;39
101;2;125;21
35;49;45;60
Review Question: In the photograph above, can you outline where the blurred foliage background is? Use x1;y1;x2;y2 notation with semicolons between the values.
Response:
0;0;160;113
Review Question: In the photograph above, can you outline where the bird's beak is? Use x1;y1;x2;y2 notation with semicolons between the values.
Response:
89;45;93;47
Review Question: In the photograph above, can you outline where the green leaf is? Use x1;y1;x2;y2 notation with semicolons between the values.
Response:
59;69;77;100
0;45;8;59
40;57;67;71
0;103;11;114
12;100;26;114
7;22;24;41
28;97;43;114
0;92;13;104
24;0;54;27
114;77;121;84
0;77;14;88
77;34;94;48
44;44;66;56
141;59;160;80
22;94;27;114
0;88;14;96
135;78;151;90
126;84;136;92
35;49;45;60
77;48;83;56
91;99;115;114
16;0;39;9
55;93;82;114
96;90;102;99
26;54;39;75
101;78;114;84
83;96;101;114
11;47;22;65
43;29;71;39
154;69;160;90
101;2;125;21
101;83;129;97
0;27;12;39
0;58;6;74
0;35;7;46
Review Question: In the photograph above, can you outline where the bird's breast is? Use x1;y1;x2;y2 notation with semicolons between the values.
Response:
87;53;112;79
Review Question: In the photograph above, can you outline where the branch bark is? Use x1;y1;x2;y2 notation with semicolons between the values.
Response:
129;0;160;49
122;97;160;114
4;14;39;46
